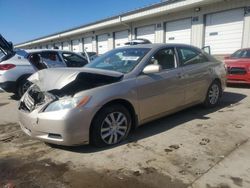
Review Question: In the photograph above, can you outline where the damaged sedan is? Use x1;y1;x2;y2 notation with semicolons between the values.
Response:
18;44;226;147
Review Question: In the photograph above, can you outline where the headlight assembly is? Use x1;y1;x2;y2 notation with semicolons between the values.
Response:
44;96;91;112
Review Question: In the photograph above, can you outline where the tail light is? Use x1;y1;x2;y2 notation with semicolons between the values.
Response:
0;64;16;70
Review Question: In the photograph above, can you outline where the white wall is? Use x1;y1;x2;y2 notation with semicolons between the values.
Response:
27;0;250;55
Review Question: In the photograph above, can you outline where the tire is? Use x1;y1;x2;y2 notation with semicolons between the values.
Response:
203;80;222;108
90;104;132;147
17;78;32;98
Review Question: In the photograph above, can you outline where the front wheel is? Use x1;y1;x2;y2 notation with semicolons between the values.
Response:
90;104;131;147
203;80;222;108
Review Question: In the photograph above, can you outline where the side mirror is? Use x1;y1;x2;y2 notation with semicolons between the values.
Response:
202;46;211;54
143;64;161;74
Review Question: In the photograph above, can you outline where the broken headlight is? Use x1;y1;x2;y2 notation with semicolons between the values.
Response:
44;96;91;112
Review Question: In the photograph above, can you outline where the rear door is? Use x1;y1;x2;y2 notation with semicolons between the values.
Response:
136;47;185;122
0;34;14;62
177;47;211;105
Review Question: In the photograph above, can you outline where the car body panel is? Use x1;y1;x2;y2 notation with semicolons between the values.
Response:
225;57;250;84
136;67;185;122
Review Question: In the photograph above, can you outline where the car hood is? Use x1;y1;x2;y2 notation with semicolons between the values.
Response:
28;67;124;92
225;58;250;67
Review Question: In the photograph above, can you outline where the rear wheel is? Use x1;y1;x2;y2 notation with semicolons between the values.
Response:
90;104;131;147
203;80;222;108
17;78;32;98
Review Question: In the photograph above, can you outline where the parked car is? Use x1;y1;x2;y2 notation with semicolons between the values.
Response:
124;38;152;46
224;48;250;85
0;34;90;97
18;44;226;147
80;51;98;61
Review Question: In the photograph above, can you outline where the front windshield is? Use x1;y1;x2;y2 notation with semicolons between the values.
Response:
85;48;150;73
231;49;250;58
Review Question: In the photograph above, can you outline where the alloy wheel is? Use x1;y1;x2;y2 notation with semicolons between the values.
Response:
100;112;128;145
208;84;220;105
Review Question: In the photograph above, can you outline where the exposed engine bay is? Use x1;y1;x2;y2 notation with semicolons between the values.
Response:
19;71;123;112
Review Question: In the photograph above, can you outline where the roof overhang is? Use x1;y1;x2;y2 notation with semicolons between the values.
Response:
15;0;222;48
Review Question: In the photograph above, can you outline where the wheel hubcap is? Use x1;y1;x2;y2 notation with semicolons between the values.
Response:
208;84;220;105
101;112;128;145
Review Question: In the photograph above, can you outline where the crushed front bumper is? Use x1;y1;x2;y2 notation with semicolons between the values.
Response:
18;105;94;146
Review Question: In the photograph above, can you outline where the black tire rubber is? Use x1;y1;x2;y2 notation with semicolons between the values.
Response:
17;78;32;98
90;104;132;147
203;80;222;108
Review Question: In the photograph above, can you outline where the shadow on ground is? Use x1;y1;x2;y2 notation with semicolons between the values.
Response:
50;91;246;153
227;83;250;89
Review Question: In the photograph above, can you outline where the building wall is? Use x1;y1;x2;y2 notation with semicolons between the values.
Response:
22;0;250;55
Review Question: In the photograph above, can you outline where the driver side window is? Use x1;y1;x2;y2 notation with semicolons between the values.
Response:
62;52;88;67
151;48;176;70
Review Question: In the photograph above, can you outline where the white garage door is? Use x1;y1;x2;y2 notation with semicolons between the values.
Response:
62;41;70;51
72;39;81;52
55;42;62;50
136;25;155;43
83;37;93;52
114;30;129;48
165;18;191;44
97;34;109;54
205;9;244;54
48;44;53;49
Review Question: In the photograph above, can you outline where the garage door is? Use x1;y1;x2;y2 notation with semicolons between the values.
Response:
136;25;155;43
205;9;244;54
97;34;109;54
48;44;53;49
165;18;191;44
114;30;129;48
55;42;62;50
62;41;70;51
83;37;93;52
72;39;81;52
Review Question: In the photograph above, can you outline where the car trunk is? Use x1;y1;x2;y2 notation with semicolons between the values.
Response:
0;34;15;63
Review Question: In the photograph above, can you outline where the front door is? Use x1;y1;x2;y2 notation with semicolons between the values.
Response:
136;47;185;122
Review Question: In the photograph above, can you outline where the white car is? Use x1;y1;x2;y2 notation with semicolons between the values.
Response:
0;34;90;97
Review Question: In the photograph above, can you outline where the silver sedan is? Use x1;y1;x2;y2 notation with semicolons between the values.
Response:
18;44;226;147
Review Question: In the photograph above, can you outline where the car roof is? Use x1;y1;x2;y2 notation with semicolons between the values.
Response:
236;48;250;51
122;43;199;49
20;49;74;53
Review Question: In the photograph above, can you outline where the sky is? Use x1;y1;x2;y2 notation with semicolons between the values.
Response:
0;0;160;44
